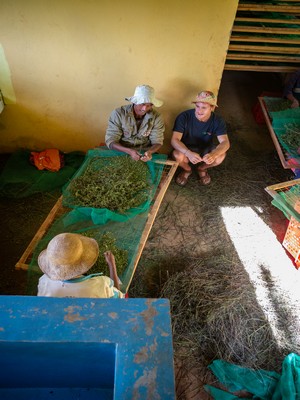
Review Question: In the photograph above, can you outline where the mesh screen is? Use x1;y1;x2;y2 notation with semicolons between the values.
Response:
27;148;168;295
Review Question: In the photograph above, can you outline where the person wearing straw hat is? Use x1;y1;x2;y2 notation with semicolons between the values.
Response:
105;84;165;162
37;233;124;298
171;90;230;186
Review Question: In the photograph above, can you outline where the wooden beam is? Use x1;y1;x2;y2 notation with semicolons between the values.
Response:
15;196;64;271
229;44;300;54
235;17;300;25
232;25;300;34
238;4;300;13
226;53;300;63
224;64;298;72
230;35;300;44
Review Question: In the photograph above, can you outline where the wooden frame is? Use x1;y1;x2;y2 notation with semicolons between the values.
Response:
266;178;300;196
224;65;298;72
258;97;300;169
229;35;300;44
226;54;300;63
238;4;300;13
234;17;300;25
124;159;178;291
228;44;300;55
232;26;300;35
265;178;300;203
15;196;65;271
15;159;178;291
265;178;300;225
226;2;300;71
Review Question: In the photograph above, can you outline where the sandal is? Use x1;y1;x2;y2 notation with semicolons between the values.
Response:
175;171;191;186
198;170;211;185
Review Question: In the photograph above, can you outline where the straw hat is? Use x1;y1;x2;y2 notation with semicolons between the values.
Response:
38;233;99;280
125;85;163;107
192;90;218;107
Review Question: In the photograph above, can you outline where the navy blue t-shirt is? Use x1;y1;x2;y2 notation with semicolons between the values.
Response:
173;109;227;150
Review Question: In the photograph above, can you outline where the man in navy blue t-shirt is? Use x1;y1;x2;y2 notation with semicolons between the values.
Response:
171;91;230;186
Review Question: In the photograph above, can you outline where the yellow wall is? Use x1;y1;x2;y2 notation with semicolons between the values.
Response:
0;0;238;153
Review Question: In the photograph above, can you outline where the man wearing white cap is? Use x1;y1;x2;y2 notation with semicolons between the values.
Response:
171;90;230;186
105;84;165;162
37;233;124;298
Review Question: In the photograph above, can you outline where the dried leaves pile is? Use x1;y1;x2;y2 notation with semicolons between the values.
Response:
281;123;300;151
65;156;151;212
81;230;128;277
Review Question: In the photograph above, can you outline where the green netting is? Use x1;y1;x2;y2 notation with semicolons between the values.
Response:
0;150;85;198
272;117;300;159
270;107;300;120
27;148;168;295
26;209;151;295
62;148;167;224
263;97;292;113
271;184;300;221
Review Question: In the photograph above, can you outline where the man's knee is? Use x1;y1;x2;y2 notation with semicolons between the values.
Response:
172;149;185;163
214;152;226;166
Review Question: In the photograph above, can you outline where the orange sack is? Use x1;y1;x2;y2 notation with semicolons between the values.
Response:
30;148;62;172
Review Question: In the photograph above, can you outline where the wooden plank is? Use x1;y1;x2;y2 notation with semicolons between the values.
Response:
258;97;300;169
124;160;178;292
232;25;300;34
266;178;300;193
15;196;64;271
238;4;300;13
226;53;300;63
224;64;298;72
235;17;300;25
228;44;300;54
230;35;300;44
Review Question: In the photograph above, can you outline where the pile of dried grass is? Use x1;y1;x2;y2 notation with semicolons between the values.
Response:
65;156;151;212
161;253;288;378
129;134;295;398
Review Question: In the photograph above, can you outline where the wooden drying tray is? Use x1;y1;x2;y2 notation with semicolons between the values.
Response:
265;178;300;197
258;97;300;169
15;160;179;282
265;177;300;221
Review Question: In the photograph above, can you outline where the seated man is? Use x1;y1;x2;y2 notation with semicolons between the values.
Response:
171;90;230;186
283;69;300;108
37;233;124;298
105;84;165;162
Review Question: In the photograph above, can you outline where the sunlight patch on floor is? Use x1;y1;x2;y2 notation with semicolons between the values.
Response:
221;206;300;347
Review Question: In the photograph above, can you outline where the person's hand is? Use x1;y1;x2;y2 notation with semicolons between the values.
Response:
291;99;299;109
104;250;115;266
140;151;152;162
130;149;142;161
202;152;216;165
185;150;202;164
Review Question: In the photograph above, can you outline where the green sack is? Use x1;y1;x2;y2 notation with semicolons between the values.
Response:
205;353;300;399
